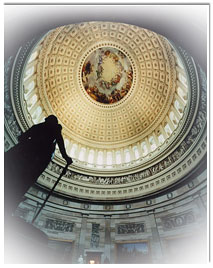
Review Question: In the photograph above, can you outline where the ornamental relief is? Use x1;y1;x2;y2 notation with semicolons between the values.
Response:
91;223;100;248
117;222;145;234
45;218;74;232
161;211;195;230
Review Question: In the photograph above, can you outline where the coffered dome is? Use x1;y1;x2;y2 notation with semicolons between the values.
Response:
5;20;206;202
22;22;189;174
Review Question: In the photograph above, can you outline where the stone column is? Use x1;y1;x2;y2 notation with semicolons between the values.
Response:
110;219;116;264
103;215;111;263
77;214;89;263
147;210;164;263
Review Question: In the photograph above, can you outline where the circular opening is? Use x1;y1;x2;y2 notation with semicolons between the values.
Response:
81;47;133;104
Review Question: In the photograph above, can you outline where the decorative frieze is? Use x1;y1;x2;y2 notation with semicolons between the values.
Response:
117;222;145;234
161;211;195;230
45;218;74;232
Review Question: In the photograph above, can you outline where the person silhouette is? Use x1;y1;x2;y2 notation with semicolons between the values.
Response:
4;115;72;218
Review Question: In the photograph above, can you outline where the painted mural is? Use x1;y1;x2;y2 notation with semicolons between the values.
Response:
116;242;151;264
82;47;133;104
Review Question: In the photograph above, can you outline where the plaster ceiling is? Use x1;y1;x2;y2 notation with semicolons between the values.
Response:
35;21;177;149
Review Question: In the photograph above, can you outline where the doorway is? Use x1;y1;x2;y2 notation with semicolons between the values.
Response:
85;252;102;264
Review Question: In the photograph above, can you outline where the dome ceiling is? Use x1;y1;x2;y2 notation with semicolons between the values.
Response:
22;21;189;173
35;22;177;146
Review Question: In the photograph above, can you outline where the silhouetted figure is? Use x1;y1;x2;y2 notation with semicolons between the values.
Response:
4;115;72;219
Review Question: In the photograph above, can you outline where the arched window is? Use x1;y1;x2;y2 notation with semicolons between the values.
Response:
97;151;103;166
88;150;94;164
169;111;178;127
149;136;157;151
176;56;184;69
64;139;70;149
178;73;187;88
141;141;148;156
177;87;187;102
27;94;38;108
32;106;42;121
116;151;121;164
174;99;184;114
158;134;165;145
124;149;130;163
133;146;140;159
28;50;38;64
25;81;35;94
70;144;77;158
79;147;86;161
164;123;172;136
24;66;35;81
106;152;112;165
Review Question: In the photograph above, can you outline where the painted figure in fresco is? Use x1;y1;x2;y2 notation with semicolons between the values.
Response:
4;115;72;218
82;47;133;104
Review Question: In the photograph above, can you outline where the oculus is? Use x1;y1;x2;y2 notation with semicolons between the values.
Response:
82;47;133;104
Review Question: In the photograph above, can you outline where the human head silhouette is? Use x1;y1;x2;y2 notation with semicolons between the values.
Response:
45;115;58;125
